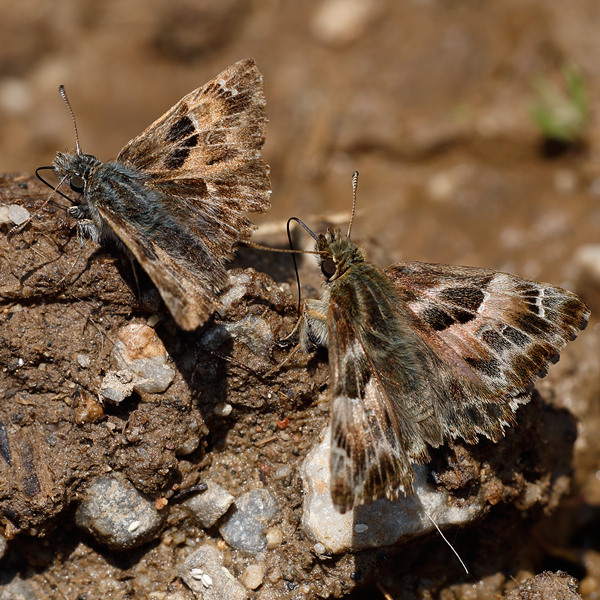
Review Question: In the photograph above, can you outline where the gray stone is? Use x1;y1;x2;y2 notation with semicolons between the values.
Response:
76;353;91;368
75;475;167;550
180;544;248;600
0;534;6;561
0;574;38;600
185;480;235;528
219;489;278;555
301;426;486;554
217;272;251;316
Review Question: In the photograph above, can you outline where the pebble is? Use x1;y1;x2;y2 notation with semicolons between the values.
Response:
214;402;233;417
110;323;176;396
0;204;30;225
223;316;274;358
10;204;29;225
180;544;248;600
99;370;139;404
75;475;167;550
313;542;326;555
76;354;91;368
311;0;381;46
219;489;278;555
300;426;486;553
184;480;235;529
265;527;283;549
73;389;105;424
274;465;292;480
0;533;6;560
240;564;265;590
217;272;251;316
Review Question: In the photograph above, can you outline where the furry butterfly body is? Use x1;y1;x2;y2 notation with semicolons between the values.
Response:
300;229;589;513
52;59;270;330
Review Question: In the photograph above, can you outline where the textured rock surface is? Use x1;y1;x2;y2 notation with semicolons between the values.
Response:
180;544;248;600
184;480;235;529
301;426;486;553
219;489;278;555
75;475;167;550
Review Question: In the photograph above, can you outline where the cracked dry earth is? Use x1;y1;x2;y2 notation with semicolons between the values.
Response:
0;174;596;600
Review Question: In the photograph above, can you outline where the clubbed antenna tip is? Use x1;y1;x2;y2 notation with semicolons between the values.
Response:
347;170;359;239
59;84;82;155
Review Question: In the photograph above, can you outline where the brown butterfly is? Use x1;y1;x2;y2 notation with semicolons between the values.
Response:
298;174;589;514
47;58;270;330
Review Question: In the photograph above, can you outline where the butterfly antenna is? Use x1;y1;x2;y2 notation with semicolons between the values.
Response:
421;505;469;575
287;217;316;315
59;85;82;155
347;170;359;239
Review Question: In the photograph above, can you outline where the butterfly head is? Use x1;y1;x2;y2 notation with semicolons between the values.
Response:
53;151;100;194
316;228;365;282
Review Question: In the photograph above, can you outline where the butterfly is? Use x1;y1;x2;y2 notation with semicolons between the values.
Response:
46;58;270;330
297;178;589;514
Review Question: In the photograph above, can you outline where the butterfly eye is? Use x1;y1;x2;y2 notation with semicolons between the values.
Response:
70;175;85;193
321;258;337;278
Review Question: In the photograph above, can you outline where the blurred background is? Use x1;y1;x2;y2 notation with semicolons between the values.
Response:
2;0;600;279
3;0;600;597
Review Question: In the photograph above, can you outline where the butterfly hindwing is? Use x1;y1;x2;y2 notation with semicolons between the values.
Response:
299;293;413;513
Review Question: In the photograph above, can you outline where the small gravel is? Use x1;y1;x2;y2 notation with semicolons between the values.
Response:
75;475;167;550
184;480;235;529
240;564;265;590
180;544;248;600
219;489;278;555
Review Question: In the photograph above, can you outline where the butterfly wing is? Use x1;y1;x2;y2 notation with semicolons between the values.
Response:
111;58;270;329
324;264;429;512
92;200;216;330
384;261;589;443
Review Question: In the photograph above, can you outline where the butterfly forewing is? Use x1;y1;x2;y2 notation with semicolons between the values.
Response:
117;58;269;214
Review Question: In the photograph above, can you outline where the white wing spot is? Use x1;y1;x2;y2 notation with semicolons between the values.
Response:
478;290;490;314
217;78;239;96
537;288;546;318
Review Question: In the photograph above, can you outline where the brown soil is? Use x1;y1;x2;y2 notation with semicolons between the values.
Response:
2;1;600;599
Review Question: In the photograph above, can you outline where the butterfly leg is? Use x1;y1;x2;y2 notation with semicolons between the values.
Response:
264;298;329;377
299;298;329;352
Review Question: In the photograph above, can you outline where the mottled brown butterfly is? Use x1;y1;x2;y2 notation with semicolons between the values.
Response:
44;59;270;330
298;173;589;513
